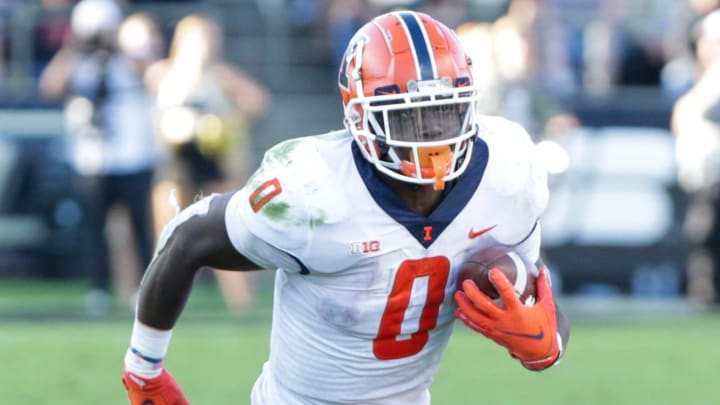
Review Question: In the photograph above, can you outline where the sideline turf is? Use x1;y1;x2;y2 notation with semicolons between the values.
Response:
2;278;718;404
1;316;719;404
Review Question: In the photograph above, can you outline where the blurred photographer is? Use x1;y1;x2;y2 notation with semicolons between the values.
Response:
145;14;270;314
39;0;164;315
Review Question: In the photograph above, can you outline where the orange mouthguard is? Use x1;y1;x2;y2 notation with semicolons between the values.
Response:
400;146;452;190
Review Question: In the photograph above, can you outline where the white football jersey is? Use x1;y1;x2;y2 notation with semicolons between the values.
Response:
224;116;548;404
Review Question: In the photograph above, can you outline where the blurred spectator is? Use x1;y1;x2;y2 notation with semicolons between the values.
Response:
672;9;720;304
615;1;666;87
38;0;164;315
289;0;325;33
506;0;577;97
457;15;578;141
145;14;271;313
577;0;624;94
661;0;720;97
455;21;496;103
0;22;5;86
550;0;665;91
33;0;73;78
327;0;374;73
0;0;26;89
417;0;468;29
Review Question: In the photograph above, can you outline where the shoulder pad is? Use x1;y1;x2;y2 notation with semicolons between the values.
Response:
239;132;351;252
478;115;549;221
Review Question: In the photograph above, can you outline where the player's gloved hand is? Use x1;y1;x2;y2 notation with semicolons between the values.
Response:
123;369;190;405
454;267;560;371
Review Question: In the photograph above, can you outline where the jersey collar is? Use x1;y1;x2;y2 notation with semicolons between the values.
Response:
351;138;489;248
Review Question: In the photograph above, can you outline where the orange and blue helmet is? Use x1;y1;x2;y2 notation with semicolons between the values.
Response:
338;11;480;190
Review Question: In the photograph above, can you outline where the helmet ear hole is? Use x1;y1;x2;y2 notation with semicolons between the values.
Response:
359;137;386;160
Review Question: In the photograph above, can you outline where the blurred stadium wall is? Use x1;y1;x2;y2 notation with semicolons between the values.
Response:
0;0;702;300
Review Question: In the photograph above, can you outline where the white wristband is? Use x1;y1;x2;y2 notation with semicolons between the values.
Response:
124;319;173;378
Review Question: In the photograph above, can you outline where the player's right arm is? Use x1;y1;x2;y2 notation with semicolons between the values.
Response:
123;136;319;404
136;192;257;328
123;192;257;405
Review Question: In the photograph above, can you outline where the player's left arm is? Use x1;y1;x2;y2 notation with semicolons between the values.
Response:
456;217;569;371
457;122;569;370
511;220;569;370
539;258;570;360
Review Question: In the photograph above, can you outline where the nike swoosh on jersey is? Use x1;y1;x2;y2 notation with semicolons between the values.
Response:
497;328;545;340
468;225;497;239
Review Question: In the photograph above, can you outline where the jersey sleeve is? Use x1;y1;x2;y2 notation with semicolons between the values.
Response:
479;116;549;246
512;222;542;275
222;137;330;272
225;189;308;272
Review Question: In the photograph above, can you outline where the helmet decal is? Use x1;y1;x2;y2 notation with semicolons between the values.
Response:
373;85;400;96
395;11;437;81
338;32;369;93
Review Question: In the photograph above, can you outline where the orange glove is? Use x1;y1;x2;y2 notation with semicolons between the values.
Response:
454;267;561;371
123;369;190;405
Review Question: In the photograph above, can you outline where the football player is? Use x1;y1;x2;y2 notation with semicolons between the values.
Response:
122;10;570;404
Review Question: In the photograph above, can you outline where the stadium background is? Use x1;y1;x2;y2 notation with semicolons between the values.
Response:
1;0;719;403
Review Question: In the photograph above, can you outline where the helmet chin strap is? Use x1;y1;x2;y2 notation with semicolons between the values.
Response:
399;145;452;191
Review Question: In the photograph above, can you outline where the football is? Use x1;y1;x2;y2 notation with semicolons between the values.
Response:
457;248;537;305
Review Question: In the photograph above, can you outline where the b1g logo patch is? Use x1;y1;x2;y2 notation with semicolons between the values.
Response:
350;240;380;255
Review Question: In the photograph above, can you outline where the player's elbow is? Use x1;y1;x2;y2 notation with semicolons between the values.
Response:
169;227;214;272
150;219;211;281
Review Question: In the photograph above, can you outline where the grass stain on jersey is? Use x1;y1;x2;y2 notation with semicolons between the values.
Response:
262;202;290;221
261;201;327;228
269;138;302;163
310;210;327;227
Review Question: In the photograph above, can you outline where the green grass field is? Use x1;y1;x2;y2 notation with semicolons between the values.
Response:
2;278;720;404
